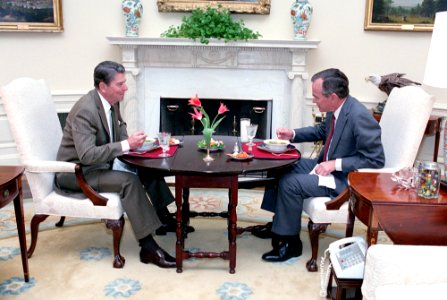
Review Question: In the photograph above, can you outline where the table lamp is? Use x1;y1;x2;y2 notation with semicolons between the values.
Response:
423;11;447;181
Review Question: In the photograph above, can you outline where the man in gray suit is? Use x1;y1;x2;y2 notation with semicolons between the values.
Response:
55;61;178;268
253;68;385;262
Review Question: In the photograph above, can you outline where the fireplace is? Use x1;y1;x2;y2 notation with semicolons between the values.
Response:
160;97;272;139
108;37;319;141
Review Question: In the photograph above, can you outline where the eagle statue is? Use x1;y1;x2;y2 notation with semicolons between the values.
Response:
365;73;421;113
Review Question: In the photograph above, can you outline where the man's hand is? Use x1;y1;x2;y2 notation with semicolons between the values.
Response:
276;128;294;140
128;131;147;150
315;160;336;176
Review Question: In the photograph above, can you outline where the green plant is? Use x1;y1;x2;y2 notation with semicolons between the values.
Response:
160;6;262;44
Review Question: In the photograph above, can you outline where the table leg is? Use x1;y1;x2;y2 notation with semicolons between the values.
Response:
228;176;238;274
13;182;29;282
367;213;380;246
175;180;183;273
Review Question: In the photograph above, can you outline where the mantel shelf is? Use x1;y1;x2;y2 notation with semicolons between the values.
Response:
107;37;320;50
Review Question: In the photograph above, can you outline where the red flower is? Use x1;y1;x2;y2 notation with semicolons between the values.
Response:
291;10;296;17
189;107;203;121
123;7;131;13
218;102;229;115
188;94;202;107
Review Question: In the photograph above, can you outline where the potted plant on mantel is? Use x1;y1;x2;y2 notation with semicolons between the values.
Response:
160;6;262;45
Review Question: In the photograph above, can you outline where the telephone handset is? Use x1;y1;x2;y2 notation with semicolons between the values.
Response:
319;237;367;297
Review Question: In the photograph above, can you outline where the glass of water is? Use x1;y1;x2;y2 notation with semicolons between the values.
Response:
246;124;258;147
157;132;171;157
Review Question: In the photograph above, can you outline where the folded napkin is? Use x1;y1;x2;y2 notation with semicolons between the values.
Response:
126;145;178;158
241;142;300;160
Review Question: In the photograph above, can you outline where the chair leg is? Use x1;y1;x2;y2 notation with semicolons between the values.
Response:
27;214;49;258
104;216;126;268
306;219;329;272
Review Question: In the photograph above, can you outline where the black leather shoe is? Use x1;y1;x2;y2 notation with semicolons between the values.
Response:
262;240;303;262
140;247;176;268
251;222;273;239
155;222;195;235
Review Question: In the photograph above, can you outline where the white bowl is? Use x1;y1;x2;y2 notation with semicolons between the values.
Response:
263;139;290;152
137;138;156;151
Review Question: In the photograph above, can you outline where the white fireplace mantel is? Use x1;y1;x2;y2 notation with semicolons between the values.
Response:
107;37;320;136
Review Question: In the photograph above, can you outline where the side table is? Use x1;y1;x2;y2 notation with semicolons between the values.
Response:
326;266;363;300
0;166;29;282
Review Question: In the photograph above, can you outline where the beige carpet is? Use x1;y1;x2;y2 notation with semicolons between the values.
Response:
0;188;379;300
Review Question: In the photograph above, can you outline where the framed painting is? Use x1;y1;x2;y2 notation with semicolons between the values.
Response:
364;0;441;32
0;0;63;32
157;0;271;15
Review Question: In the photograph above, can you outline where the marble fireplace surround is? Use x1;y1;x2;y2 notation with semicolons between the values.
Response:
107;37;320;137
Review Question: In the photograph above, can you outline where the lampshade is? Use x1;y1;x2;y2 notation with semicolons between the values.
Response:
423;11;447;88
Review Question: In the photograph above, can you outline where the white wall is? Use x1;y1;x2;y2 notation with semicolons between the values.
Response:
0;0;445;164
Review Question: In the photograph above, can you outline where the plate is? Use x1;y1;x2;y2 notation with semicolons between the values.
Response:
258;143;296;154
197;139;225;152
226;152;254;161
198;145;224;152
135;143;160;153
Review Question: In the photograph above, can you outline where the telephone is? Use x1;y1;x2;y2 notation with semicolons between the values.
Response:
319;237;367;297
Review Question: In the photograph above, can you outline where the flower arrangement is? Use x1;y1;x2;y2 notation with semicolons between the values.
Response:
188;94;229;150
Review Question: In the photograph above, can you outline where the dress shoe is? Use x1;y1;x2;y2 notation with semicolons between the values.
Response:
140;247;176;268
155;222;195;235
262;239;303;262
155;215;195;235
251;222;273;239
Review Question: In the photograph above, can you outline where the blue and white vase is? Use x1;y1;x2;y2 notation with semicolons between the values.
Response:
291;0;313;40
122;0;143;37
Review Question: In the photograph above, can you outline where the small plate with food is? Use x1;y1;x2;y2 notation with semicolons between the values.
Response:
226;151;254;161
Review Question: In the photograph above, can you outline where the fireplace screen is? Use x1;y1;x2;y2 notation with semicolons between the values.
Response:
160;98;272;139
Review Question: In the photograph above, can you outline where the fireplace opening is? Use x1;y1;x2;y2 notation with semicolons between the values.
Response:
160;98;272;139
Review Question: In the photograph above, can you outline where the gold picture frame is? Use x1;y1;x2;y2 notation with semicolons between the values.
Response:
0;0;63;32
157;0;271;15
364;0;436;32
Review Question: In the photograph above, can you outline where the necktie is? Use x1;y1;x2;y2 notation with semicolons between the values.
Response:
323;115;335;161
109;106;115;142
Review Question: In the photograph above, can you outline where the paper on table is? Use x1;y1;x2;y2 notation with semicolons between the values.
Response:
309;165;336;189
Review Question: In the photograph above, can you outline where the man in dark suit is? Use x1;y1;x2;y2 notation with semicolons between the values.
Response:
253;68;385;262
55;61;182;268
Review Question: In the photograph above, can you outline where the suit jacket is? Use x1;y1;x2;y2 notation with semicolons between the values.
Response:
56;89;128;174
293;95;385;185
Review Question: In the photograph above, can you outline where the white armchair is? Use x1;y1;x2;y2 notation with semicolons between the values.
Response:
303;86;434;271
362;244;447;300
1;78;126;268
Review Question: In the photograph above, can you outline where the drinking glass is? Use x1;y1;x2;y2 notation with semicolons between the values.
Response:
157;132;171;157
246;124;258;147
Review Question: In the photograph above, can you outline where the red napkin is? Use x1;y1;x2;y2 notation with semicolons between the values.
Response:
241;142;300;160
126;145;178;158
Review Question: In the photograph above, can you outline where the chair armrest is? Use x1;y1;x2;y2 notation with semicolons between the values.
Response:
325;187;349;210
25;160;108;207
24;160;76;173
74;164;108;206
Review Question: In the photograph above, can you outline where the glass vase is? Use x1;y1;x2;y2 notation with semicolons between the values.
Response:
203;127;214;162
